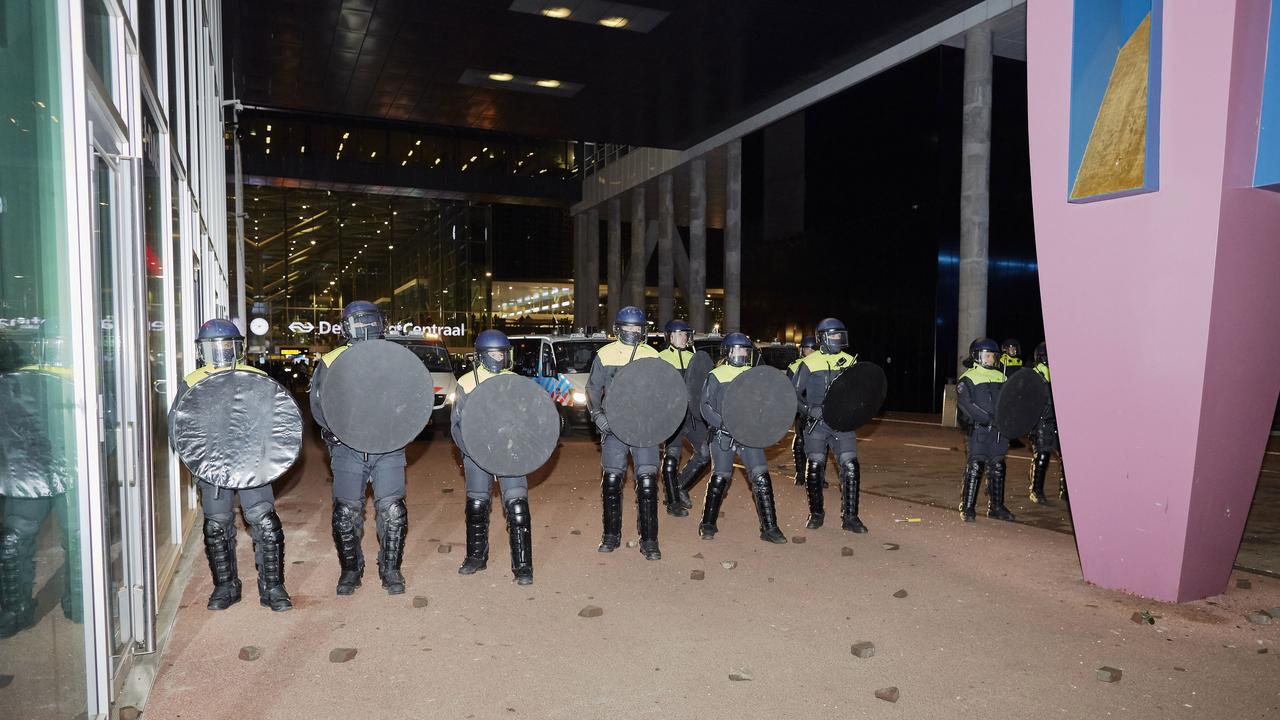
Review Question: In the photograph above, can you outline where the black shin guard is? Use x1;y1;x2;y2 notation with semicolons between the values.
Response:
751;473;787;544
636;473;661;560
459;496;490;575
661;455;687;516
1029;451;1051;504
700;474;731;539
960;460;983;522
202;514;242;611
840;459;867;533
598;471;624;552
986;459;1015;521
804;458;826;529
248;509;292;612
331;499;365;595
375;498;409;594
506;497;533;585
675;455;711;510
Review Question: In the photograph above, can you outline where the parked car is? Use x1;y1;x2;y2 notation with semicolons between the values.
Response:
385;331;457;434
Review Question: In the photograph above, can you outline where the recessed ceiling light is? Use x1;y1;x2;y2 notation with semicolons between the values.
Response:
541;6;571;19
488;72;515;82
535;79;562;88
598;16;629;28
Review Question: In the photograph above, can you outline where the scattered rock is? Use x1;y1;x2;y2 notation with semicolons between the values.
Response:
437;543;452;554
0;675;12;689
791;536;806;544
1173;667;1186;672
892;589;909;599
729;668;753;681
721;561;737;570
693;553;704;559
1259;648;1269;654
626;540;639;548
841;546;854;557
413;596;429;608
1130;610;1155;625
881;542;900;551
329;648;358;663
1268;608;1280;619
441;488;454;494
291;560;304;565
850;641;876;659
578;605;604;618
690;570;706;580
1246;612;1272;625
1236;578;1252;590
570;529;582;535
874;687;900;703
238;646;262;662
1096;666;1122;683
119;707;142;720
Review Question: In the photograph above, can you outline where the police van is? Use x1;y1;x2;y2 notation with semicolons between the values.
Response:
506;332;611;434
385;330;458;429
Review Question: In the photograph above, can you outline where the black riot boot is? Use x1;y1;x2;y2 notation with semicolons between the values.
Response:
598;471;624;552
459;496;490;575
661;455;688;517
840;459;868;534
0;521;39;637
986;459;1016;521
200;513;242;610
750;473;788;544
699;474;732;539
247;505;292;612
1059;465;1070;506
1029;451;1051;505
959;460;983;522
792;431;806;486
636;473;662;560
675;454;711;510
332;499;365;595
375;497;408;594
506;497;534;585
804;458;826;529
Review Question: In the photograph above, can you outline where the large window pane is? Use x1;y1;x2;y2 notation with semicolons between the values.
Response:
0;1;89;716
83;0;114;97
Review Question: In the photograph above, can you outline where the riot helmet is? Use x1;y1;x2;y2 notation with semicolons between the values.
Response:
1001;338;1021;358
475;330;512;373
196;319;245;369
815;317;849;354
798;335;817;357
969;337;1000;370
614;306;646;346
35;317;69;368
722;333;755;368
1033;341;1048;365
341;300;385;342
664;319;692;350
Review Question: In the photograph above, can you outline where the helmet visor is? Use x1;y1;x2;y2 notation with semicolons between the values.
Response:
198;338;242;368
820;330;848;351
617;323;644;346
667;330;690;349
726;346;752;367
478;348;510;373
343;311;384;341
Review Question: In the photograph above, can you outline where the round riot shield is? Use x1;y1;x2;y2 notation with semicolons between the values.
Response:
318;339;433;453
995;368;1050;438
603;357;686;447
171;370;303;489
459;373;560;477
684;350;715;414
721;366;798;448
822;362;888;432
0;370;75;497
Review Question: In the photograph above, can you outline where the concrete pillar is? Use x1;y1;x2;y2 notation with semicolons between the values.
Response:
585;207;600;331
658;174;675;327
956;26;992;374
689;157;708;332
572;213;588;329
724;138;743;333
629;187;647;310
607;197;622;325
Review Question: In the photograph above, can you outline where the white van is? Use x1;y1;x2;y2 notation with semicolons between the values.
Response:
506;332;611;434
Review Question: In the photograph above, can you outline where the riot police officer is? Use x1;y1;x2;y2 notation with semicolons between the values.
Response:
697;334;788;544
451;330;534;585
586;306;664;560
957;338;1015;522
657;319;710;518
999;338;1024;377
170;319;292;611
1028;342;1067;505
787;336;818;486
794;318;867;533
311;301;409;595
0;319;83;636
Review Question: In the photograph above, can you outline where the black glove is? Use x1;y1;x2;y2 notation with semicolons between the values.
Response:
593;413;610;435
321;428;340;446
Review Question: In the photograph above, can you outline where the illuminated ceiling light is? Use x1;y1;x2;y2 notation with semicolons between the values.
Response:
482;147;488;153
488;72;515;82
310;240;316;245
598;16;629;28
264;137;271;144
407;150;413;157
469;155;478;162
342;131;350;139
461;163;469;171
415;139;422;146
388;245;395;250
434;157;441;165
265;148;271;154
535;79;562;88
300;145;306;153
266;124;272;131
541;6;572;19
401;160;407;166
370;151;377;158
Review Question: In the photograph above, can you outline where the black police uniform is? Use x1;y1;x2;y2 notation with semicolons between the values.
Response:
657;343;710;517
1028;362;1067;504
793;350;867;532
955;364;1015;521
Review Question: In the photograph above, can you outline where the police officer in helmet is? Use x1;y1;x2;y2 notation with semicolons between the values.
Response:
168;319;292;612
656;318;710;518
697;333;788;544
311;301;410;595
586;306;665;560
794;318;868;533
1027;342;1067;505
786;336;818;486
956;338;1015;522
452;330;534;585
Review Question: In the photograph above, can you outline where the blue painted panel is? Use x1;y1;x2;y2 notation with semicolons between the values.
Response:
1256;1;1280;191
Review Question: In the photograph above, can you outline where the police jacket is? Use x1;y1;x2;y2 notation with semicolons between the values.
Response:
307;343;351;433
0;364;75;498
792;349;856;419
585;340;660;421
1000;354;1024;378
1034;362;1056;427
449;365;513;456
658;345;694;375
699;363;751;435
956;365;1005;428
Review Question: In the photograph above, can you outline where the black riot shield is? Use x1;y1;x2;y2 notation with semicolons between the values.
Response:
995;368;1050;438
459;374;560;477
684;350;715;414
171;370;303;489
0;370;75;498
317;339;433;453
822;362;888;432
603;357;686;447
721;366;798;448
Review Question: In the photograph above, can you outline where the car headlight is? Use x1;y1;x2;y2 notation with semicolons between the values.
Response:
572;391;587;405
445;392;456;404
